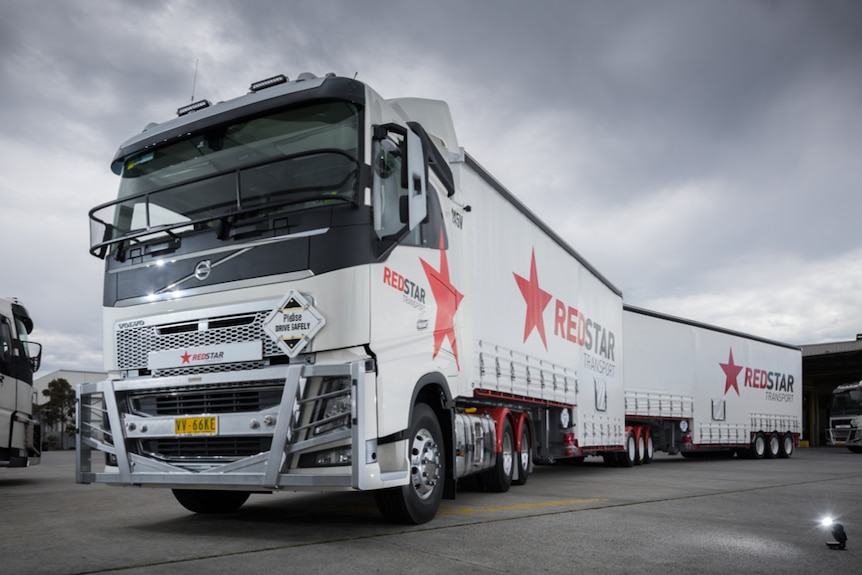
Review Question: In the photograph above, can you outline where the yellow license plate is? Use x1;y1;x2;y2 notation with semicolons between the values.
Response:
174;416;218;435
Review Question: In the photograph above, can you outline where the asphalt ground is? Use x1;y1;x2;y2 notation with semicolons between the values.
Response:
1;447;860;574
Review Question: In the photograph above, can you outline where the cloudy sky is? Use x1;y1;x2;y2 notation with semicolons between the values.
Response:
2;0;861;375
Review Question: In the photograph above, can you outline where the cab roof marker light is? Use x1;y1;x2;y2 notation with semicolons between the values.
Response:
177;99;212;117
250;74;288;92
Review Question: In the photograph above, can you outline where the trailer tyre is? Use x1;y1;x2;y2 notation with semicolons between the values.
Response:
779;433;794;458
635;431;646;466
765;433;781;459
750;432;766;460
483;418;514;492
643;431;654;464
171;489;250;514
374;403;444;524
617;432;636;468
513;422;531;486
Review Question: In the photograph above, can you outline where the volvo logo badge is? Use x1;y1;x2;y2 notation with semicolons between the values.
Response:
194;260;212;281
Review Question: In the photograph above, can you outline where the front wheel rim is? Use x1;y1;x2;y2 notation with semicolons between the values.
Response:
410;428;441;500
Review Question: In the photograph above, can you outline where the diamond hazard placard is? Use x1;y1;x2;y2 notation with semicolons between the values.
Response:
263;290;326;357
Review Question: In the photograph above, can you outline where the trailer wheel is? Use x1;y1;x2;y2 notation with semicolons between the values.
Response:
750;432;766;460
375;403;445;524
779;433;794;458
617;432;636;468
765;433;780;459
643;431;654;464
171;489;250;514
513;422;531;486
483;418;514;492
849;447;862;454
635;431;646;466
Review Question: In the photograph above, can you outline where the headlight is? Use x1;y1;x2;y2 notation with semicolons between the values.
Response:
312;378;353;435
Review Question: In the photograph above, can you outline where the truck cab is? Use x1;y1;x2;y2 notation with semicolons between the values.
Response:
826;381;862;452
0;297;43;467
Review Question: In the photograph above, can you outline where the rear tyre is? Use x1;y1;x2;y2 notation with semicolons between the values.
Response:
617;432;636;468
765;433;780;459
750;432;766;460
635;431;646;466
779;433;794;458
513;422;531;486
375;403;445;524
483;418;514;492
643;431;654;464
171;490;250;514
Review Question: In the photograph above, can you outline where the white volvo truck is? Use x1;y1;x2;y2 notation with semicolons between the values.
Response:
826;381;862;452
1;297;43;468
76;73;801;523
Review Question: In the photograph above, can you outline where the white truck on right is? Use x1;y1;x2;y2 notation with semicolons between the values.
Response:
826;381;862;452
622;305;801;462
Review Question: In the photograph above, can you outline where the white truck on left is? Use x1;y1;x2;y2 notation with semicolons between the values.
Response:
0;297;43;467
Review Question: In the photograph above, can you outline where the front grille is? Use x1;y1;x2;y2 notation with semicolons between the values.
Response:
155;361;269;378
116;310;281;371
130;383;283;416
140;437;272;460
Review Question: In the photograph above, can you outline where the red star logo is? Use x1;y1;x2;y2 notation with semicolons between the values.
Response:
420;231;464;370
513;249;553;349
720;348;743;395
181;350;191;364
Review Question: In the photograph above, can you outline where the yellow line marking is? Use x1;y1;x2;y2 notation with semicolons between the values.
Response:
440;498;608;515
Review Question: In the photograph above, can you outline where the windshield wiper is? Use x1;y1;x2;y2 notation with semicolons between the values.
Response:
114;229;181;262
217;191;358;240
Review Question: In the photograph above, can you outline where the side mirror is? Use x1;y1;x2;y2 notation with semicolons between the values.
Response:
27;341;42;373
371;124;428;238
404;127;427;230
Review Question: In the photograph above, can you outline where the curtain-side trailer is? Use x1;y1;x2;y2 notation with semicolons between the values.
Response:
1;297;43;468
622;306;802;462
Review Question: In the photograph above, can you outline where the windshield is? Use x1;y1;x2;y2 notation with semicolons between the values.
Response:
90;101;360;257
832;388;862;413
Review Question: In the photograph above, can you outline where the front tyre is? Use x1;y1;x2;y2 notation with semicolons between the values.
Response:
375;403;445;524
171;489;250;514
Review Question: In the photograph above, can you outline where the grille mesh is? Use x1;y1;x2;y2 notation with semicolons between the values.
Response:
140;437;272;460
116;310;281;371
131;384;284;416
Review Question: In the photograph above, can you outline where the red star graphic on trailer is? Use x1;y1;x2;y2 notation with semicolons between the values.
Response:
420;231;464;370
720;348;743;395
513;248;553;349
181;350;191;364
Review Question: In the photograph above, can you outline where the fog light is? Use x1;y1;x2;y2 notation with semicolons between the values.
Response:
298;447;352;468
